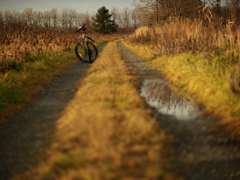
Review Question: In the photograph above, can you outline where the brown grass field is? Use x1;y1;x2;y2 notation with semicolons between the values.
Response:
0;26;117;74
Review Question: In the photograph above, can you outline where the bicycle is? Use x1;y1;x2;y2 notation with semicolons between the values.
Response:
75;24;98;63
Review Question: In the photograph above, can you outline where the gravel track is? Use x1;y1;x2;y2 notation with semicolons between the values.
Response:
118;42;240;180
0;43;107;180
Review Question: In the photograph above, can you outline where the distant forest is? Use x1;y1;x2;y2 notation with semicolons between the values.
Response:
0;0;240;33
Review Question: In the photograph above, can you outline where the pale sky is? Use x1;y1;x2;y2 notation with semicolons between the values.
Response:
0;0;137;13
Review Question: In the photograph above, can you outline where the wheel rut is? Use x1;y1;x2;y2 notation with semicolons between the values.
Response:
118;42;240;180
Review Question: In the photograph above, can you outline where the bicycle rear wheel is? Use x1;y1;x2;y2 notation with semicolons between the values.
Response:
87;42;98;63
75;41;86;61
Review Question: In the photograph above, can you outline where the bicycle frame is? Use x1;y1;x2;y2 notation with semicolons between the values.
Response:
82;33;95;44
81;33;88;54
80;32;95;56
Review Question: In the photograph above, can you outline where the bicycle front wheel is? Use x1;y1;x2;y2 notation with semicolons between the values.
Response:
87;42;98;63
75;41;87;61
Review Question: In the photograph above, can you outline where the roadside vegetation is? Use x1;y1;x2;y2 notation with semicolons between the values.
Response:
14;41;176;180
1;1;240;178
0;40;105;123
123;18;240;139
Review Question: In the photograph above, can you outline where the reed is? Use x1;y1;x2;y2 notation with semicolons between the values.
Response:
129;18;240;64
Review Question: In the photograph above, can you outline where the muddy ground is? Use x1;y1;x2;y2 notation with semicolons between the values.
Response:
0;42;240;180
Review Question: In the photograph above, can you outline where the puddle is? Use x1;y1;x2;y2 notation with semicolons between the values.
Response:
141;79;200;120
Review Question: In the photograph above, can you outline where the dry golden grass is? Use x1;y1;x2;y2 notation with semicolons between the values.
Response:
15;41;176;180
124;18;240;138
0;40;107;124
1;28;74;61
0;26;115;74
130;18;240;61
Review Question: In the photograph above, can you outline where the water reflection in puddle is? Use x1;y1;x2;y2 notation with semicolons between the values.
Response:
141;79;200;120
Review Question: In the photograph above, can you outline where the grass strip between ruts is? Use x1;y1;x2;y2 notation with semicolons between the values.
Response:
15;41;178;180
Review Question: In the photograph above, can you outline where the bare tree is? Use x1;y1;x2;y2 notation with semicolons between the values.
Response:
68;9;77;28
50;8;58;28
61;8;68;29
0;12;4;28
82;12;92;28
75;12;85;26
111;7;140;32
23;8;34;26
122;7;132;31
111;7;121;32
226;0;240;24
4;10;14;26
34;11;44;27
205;0;240;24
205;0;221;15
111;7;119;21
131;6;140;28
135;0;202;24
43;10;52;28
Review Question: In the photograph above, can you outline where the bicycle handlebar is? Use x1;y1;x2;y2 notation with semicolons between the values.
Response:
77;24;87;32
76;24;95;43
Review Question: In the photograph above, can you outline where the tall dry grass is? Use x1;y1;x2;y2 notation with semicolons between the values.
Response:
0;26;105;73
130;18;240;64
128;18;240;95
1;28;73;60
124;18;240;138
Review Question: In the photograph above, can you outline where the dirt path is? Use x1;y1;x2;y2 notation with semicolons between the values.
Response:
118;42;240;180
0;44;107;180
0;41;240;180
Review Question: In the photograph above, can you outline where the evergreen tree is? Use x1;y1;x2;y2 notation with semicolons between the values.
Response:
92;6;117;34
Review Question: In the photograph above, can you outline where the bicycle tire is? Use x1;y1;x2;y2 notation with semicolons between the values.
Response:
87;41;98;63
75;41;87;61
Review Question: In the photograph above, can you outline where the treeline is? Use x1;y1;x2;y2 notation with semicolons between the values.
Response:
0;7;141;33
0;8;92;31
1;1;240;32
135;0;240;26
